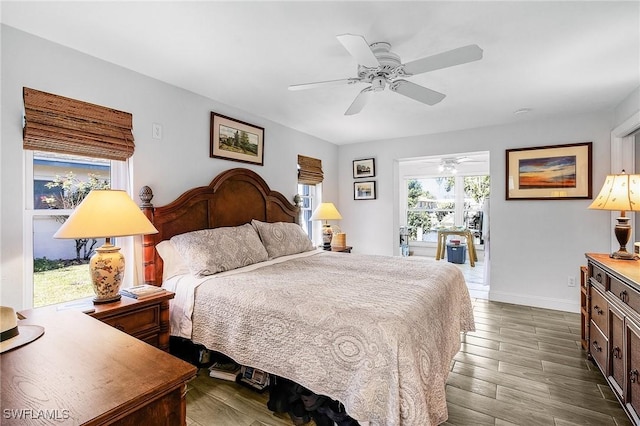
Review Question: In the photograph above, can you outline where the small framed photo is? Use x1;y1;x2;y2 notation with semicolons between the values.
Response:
353;158;375;178
210;112;264;166
506;142;592;200
354;181;376;200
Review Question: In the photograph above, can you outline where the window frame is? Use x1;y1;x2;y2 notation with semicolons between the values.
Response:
23;150;129;308
297;182;318;242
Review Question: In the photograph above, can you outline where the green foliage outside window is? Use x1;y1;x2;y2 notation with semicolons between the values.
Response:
406;176;490;241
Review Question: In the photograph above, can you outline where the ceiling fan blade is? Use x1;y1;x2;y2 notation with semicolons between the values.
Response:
390;80;446;106
403;44;483;75
336;34;380;68
288;78;361;91
345;87;374;115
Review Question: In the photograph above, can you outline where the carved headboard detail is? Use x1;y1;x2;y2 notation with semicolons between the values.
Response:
140;168;299;286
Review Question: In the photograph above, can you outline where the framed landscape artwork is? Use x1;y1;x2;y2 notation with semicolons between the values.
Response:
210;112;264;166
506;142;592;200
354;181;376;200
353;158;375;178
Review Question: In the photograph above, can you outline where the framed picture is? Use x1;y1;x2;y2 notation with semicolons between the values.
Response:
354;181;377;200
210;112;264;166
353;158;375;178
506;142;592;200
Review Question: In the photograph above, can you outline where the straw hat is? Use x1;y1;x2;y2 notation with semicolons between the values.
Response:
0;306;44;353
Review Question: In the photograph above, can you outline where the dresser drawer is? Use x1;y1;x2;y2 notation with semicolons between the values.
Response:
609;277;640;313
101;305;160;336
591;264;608;288
590;286;608;333
589;319;608;372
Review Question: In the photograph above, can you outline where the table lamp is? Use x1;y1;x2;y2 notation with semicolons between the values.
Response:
310;202;343;249
54;189;158;303
589;172;640;260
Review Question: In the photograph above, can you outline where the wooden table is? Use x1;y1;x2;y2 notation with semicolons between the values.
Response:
1;310;197;425
435;228;477;267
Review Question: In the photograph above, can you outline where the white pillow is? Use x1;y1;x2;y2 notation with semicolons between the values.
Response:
156;240;190;281
170;224;269;276
251;219;314;259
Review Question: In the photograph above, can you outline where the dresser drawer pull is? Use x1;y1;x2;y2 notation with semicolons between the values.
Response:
595;273;603;283
592;341;602;352
593;305;603;315
612;347;622;359
618;290;628;303
630;369;639;383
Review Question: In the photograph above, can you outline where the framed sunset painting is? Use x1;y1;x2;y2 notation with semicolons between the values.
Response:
506;142;592;200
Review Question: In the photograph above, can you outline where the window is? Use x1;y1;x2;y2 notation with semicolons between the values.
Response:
26;151;124;307
297;154;323;242
404;175;489;244
297;183;316;240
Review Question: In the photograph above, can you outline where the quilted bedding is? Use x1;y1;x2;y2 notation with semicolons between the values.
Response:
187;252;474;425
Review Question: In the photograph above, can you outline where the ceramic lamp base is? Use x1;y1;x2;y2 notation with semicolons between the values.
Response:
321;223;333;249
90;241;125;304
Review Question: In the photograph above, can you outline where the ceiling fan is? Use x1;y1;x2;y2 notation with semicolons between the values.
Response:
417;156;486;174
288;34;483;115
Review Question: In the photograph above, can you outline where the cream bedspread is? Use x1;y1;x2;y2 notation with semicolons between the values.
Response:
189;252;474;426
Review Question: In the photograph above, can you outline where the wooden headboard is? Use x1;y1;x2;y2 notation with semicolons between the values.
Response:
139;168;299;286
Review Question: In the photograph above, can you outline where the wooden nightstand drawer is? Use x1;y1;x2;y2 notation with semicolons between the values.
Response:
100;304;160;336
19;290;175;352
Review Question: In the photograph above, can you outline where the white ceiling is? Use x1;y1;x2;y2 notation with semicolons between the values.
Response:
2;1;639;145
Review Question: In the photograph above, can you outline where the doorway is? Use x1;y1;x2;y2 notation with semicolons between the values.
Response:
398;151;490;298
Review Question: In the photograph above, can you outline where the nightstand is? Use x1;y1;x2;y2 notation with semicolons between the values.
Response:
19;290;174;352
330;246;352;253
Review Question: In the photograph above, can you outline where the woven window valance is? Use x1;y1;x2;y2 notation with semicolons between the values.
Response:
23;87;134;161
297;155;323;185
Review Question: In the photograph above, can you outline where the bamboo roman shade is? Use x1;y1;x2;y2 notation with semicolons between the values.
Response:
23;87;135;161
297;155;324;185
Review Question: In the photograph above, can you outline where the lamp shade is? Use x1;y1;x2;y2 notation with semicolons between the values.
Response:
53;189;158;239
588;173;640;212
310;202;343;221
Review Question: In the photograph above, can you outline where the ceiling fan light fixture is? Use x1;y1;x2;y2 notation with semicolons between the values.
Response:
289;34;483;115
372;77;386;91
439;160;457;174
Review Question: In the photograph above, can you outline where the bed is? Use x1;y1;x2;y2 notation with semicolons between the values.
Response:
139;168;475;426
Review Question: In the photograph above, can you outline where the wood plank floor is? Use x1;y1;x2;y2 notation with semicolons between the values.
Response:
185;298;632;426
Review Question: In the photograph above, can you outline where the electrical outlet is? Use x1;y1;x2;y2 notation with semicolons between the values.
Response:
567;276;576;287
152;123;162;140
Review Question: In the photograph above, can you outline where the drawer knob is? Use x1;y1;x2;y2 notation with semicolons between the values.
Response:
593;305;603;315
595;273;603;283
592;341;602;352
630;369;639;383
612;347;622;359
619;290;628;303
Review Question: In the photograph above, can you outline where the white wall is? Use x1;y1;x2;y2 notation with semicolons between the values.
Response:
614;86;640;127
1;26;338;309
338;113;614;312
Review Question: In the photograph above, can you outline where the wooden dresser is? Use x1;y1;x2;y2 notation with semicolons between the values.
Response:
585;253;640;425
1;310;197;425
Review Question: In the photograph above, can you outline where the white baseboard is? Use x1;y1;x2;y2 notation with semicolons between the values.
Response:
488;290;580;313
